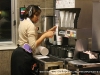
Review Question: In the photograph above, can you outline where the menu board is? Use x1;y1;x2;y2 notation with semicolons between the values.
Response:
56;0;75;8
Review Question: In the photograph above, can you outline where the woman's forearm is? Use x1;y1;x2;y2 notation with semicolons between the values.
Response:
37;31;47;39
35;34;46;47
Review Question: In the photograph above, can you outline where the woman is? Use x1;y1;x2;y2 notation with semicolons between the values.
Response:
11;5;56;75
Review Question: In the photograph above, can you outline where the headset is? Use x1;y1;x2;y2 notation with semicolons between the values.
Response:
28;5;35;17
28;7;33;17
28;5;40;17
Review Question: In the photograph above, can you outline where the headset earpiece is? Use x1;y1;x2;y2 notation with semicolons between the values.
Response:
28;7;33;17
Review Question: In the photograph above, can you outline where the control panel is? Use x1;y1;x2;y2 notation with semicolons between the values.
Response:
58;27;77;38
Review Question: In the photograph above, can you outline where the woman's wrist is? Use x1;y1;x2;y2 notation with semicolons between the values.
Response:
41;33;46;39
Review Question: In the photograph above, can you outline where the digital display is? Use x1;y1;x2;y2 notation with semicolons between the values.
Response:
67;31;70;34
59;30;65;35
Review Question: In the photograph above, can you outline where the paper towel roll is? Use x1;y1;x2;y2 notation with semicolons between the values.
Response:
35;46;49;56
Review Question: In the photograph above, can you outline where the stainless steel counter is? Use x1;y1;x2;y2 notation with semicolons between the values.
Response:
67;60;100;68
65;59;100;75
47;55;100;75
33;55;64;75
33;55;100;75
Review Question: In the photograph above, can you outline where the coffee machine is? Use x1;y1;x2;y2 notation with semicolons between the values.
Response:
56;8;92;59
45;8;92;60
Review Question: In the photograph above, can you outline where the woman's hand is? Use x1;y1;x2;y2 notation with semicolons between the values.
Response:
32;63;37;70
35;28;55;47
44;31;54;38
48;26;57;32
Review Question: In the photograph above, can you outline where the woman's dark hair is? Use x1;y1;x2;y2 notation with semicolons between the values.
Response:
22;5;41;19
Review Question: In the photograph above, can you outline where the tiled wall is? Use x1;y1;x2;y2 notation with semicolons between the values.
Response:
0;50;13;75
0;0;54;75
18;0;54;32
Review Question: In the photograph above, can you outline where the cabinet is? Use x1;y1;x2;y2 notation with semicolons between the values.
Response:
55;0;92;29
92;1;100;51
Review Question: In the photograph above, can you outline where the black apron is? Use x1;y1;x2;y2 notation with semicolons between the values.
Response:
11;46;39;75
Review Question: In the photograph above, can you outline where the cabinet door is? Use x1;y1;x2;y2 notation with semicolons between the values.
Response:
92;2;100;51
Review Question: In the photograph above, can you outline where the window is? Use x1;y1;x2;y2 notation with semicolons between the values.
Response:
0;0;17;50
0;7;11;41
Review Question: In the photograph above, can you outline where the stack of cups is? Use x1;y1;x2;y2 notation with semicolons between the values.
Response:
59;11;65;27
35;46;49;56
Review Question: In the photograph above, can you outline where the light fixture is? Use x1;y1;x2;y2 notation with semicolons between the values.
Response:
0;11;1;14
